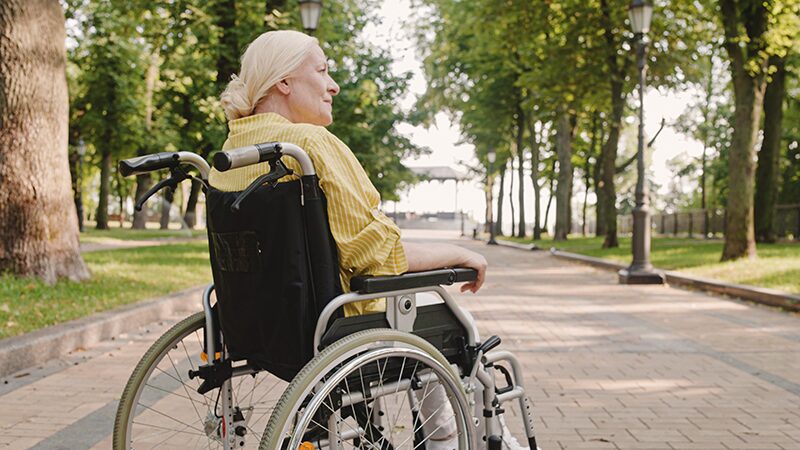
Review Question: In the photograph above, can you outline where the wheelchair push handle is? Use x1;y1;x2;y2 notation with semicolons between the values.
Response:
213;142;317;176
119;152;179;177
212;142;282;172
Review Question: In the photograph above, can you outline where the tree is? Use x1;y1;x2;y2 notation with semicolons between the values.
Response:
554;110;576;240
754;55;787;242
0;0;89;283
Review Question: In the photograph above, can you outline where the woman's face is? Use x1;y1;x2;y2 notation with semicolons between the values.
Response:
285;45;340;126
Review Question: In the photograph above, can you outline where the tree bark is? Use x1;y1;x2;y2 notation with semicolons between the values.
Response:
96;149;111;230
509;157;515;237
0;0;89;283
599;0;627;248
516;107;526;238
543;163;555;235
68;146;84;232
555;110;574;240
719;0;769;260
754;55;785;243
132;40;161;229
495;163;506;236
160;187;174;230
484;172;494;233
529;119;542;240
183;178;202;229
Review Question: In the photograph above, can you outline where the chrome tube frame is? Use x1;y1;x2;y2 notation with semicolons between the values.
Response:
278;143;315;176
201;284;217;358
313;285;481;355
176;151;211;180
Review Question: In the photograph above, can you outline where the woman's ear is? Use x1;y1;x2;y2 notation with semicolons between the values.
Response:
274;79;291;95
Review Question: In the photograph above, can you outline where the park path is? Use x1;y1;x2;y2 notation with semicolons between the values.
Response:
0;229;798;449
79;236;203;253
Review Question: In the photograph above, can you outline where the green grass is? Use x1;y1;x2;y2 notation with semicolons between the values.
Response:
79;225;202;244
0;242;211;339
501;235;800;294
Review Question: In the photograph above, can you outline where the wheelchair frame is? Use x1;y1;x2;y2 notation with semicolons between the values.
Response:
114;144;538;450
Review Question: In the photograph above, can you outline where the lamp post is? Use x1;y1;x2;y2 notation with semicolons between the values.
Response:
299;0;323;33
619;0;664;284
487;148;498;245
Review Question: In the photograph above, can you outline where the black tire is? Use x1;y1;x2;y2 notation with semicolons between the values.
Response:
113;312;287;449
260;329;475;449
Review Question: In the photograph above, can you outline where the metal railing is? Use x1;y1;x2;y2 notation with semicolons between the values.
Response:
617;204;800;240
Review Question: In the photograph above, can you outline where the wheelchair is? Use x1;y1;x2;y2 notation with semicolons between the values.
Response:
113;142;539;450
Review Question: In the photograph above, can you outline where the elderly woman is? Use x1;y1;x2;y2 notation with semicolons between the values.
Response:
209;30;485;449
210;30;487;315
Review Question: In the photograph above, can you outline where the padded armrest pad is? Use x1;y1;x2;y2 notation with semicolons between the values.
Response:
349;268;478;294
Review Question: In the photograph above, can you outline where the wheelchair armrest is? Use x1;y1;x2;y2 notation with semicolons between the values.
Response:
349;268;477;294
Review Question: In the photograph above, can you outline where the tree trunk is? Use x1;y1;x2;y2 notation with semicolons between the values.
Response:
495;164;506;236
160;187;174;230
96;149;111;230
0;0;89;283
132;174;151;229
600;92;623;248
594;130;606;237
599;0;626;248
509;158;515;237
754;55;785;243
529;119;542;240
184;178;202;229
132;40;161;229
69;146;85;232
116;172;127;228
543;166;555;235
554;110;574;240
719;0;769;261
516;107;526;238
484;172;494;234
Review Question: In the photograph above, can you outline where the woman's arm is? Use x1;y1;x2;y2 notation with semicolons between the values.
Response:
401;241;488;293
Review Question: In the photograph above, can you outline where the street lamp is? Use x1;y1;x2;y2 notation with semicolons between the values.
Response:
487;148;498;245
619;0;664;284
299;0;323;32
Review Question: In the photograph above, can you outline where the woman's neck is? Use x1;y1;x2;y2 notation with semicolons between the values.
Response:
252;97;295;122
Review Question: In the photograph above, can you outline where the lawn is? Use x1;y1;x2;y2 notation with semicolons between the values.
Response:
79;222;203;245
0;242;211;339
502;235;800;294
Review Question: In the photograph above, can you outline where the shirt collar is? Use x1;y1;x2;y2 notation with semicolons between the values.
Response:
228;112;291;134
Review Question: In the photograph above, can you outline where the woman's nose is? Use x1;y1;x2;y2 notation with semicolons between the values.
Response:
328;78;340;96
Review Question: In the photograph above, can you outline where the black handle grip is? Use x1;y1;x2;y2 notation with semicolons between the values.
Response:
477;335;502;354
213;142;282;172
119;152;180;177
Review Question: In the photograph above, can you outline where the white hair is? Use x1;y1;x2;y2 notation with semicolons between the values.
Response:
220;30;318;121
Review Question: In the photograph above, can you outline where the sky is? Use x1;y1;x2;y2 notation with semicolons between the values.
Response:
360;0;706;231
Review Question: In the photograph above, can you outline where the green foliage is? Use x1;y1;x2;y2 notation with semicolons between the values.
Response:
65;0;418;203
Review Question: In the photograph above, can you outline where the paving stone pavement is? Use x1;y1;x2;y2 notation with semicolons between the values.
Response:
1;230;798;449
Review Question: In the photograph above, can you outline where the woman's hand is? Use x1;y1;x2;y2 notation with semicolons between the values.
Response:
457;249;487;293
402;241;489;293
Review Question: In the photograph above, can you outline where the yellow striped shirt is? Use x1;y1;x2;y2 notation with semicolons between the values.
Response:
208;112;408;316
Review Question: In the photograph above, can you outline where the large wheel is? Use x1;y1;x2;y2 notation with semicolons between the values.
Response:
260;329;476;449
113;312;287;449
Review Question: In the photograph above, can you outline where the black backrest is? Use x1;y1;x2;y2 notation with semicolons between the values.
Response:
206;179;342;381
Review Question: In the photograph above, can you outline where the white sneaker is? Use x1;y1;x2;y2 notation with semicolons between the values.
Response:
424;435;458;450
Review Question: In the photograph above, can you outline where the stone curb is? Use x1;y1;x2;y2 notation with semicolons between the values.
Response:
0;286;206;378
468;235;542;251
548;249;800;313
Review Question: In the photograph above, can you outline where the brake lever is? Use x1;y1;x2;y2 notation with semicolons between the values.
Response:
134;167;190;211
230;160;292;212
